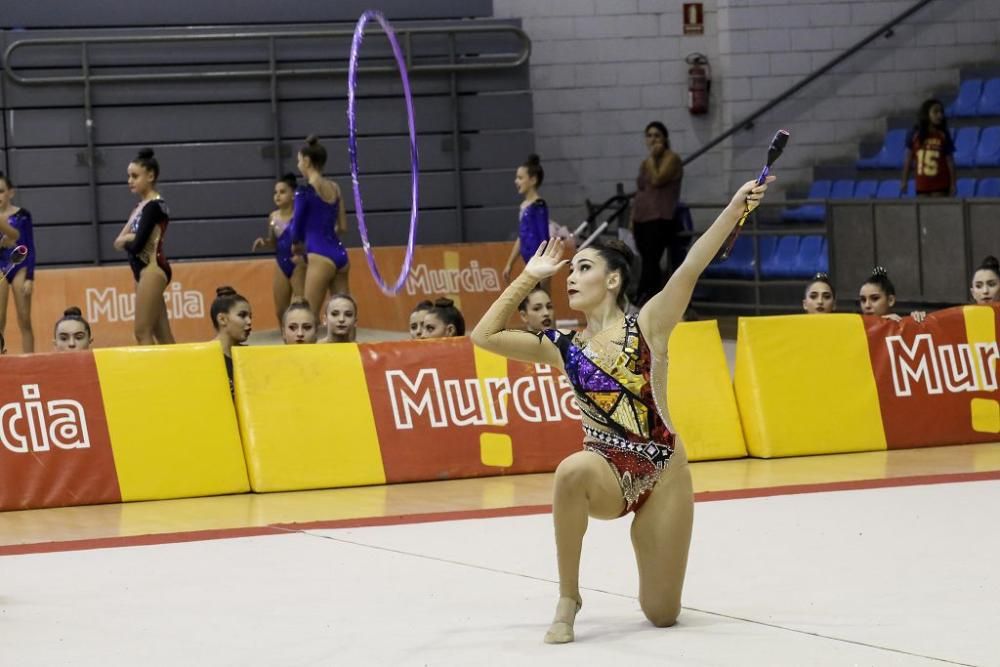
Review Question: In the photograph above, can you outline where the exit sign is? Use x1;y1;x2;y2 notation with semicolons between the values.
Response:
683;3;704;35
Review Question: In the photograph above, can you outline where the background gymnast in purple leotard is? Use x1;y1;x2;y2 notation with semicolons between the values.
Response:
291;135;350;319
503;154;550;291
0;172;36;353
252;173;306;324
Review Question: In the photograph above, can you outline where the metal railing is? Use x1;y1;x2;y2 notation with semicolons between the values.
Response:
2;24;531;262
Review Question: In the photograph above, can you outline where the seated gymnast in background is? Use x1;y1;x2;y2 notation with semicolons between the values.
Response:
252;173;306;324
53;307;93;352
209;287;252;395
859;267;925;322
322;294;357;343
518;286;555;333
291;135;350;318
970;256;1000;305
408;300;433;339
472;177;775;644
282;302;318;345
417;298;465;339
802;273;835;314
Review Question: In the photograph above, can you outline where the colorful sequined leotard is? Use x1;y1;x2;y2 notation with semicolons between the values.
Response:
543;315;675;514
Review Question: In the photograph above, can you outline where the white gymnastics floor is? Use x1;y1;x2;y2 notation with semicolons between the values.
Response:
1;479;997;666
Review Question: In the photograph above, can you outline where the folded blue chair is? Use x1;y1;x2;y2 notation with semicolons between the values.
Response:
853;179;879;199
974;126;1000;167
745;235;778;279
829;179;855;199
956;178;977;198
877;129;909;169
903;179;916;198
792;235;825;279
817;238;829;275
977;78;1000;116
782;180;831;222
876;180;902;199
705;235;753;278
977;177;1000;197
954;127;981;167
948;79;984;117
761;235;801;279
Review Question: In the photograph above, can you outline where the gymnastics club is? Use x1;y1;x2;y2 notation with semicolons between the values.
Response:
715;129;789;262
1;245;28;283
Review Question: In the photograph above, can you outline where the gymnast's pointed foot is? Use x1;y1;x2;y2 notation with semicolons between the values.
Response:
543;596;582;644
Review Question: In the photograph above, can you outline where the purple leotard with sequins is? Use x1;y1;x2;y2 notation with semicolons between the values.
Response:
290;185;348;269
273;217;297;279
0;209;35;282
519;199;549;263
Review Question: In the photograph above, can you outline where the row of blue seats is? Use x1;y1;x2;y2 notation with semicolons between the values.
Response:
783;177;1000;222
704;235;827;280
947;79;1000;118
857;125;1000;170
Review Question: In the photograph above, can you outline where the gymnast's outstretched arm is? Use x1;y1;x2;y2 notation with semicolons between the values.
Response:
638;176;775;357
471;239;567;368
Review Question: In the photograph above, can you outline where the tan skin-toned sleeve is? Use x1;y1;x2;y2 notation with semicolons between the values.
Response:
471;271;566;369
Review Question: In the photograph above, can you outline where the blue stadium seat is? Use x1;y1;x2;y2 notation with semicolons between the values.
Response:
853;179;879;199
705;235;753;278
947;79;983;117
977;78;1000;116
761;236;801;279
956;178;977;198
974;126;1000;167
977;177;1000;197
953;127;981;168
877;129;909;169
746;235;778;279
829;179;855;199
782;180;831;222
792;235;825;279
903;179;916;199
816;238;829;275
876;180;902;199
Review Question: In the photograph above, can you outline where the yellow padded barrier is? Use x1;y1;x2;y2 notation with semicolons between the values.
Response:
94;342;250;501
734;314;887;457
233;344;386;492
667;320;747;461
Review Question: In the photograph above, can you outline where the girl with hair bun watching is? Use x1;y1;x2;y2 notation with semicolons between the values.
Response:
418;298;465;339
504;154;550;289
473;176;775;644
209;287;252;395
114;147;175;345
53;307;93;352
802;273;835;314
253;172;306;324
0;172;36;353
970;256;1000;305
409;300;433;339
859;267;925;322
291;135;350;319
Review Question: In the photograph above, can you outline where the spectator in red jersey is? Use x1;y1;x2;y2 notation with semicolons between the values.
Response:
900;99;955;197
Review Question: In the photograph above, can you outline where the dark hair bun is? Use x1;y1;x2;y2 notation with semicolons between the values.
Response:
305;134;320;146
136;147;155;160
64;306;83;318
526;153;541;166
434;297;455;308
216;286;238;298
981;256;1000;272
812;272;830;282
871;266;889;279
595;237;636;265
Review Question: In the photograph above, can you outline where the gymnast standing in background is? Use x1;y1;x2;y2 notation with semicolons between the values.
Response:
291;135;350;318
113;148;175;345
253;173;306;324
503;154;550;290
0;172;36;353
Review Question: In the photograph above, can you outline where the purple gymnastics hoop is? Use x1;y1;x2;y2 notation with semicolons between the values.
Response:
348;10;419;296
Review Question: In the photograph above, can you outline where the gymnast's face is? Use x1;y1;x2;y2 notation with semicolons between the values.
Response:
803;281;835;314
409;309;429;339
515;166;536;196
219;301;252;345
274;181;294;210
971;269;1000;304
419;312;455;339
566;249;620;312
859;284;894;316
54;321;92;352
283;309;318;344
325;297;357;339
127;162;156;197
520;290;554;332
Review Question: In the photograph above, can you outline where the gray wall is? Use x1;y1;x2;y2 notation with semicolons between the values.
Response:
493;0;1000;225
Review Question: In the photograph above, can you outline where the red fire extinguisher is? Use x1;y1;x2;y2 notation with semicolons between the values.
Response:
686;52;711;115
